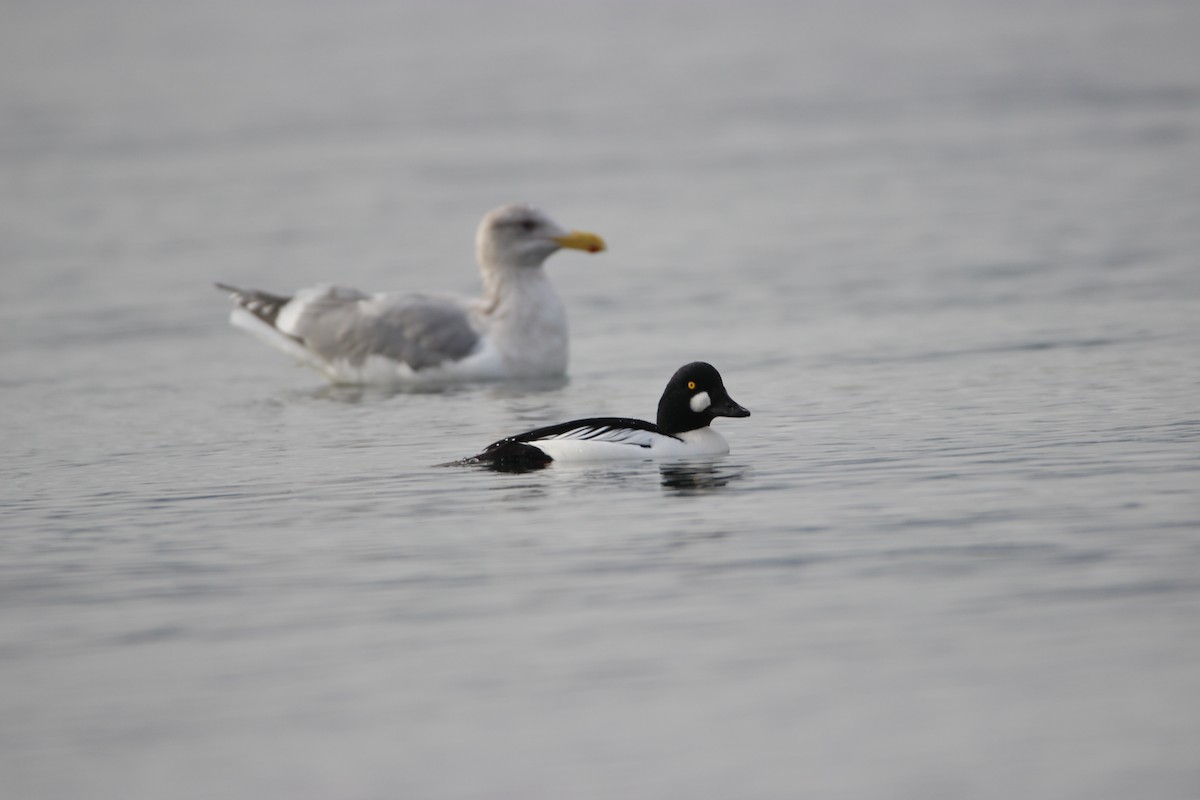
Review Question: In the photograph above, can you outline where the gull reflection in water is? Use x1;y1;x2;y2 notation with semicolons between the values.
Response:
659;461;746;494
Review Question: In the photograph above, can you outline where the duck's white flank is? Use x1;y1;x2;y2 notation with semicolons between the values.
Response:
531;426;729;462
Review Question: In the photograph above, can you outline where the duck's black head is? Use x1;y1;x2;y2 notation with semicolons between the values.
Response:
655;361;750;435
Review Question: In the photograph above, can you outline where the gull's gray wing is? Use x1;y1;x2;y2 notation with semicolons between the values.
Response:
283;286;481;370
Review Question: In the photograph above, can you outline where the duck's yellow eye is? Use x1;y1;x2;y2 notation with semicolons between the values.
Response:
687;381;696;390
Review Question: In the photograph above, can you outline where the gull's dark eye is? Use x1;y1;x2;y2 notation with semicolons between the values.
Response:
520;219;537;232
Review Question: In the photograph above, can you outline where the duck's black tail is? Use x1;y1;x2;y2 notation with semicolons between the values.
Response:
437;440;553;472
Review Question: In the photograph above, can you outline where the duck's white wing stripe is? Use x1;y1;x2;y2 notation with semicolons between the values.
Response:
541;425;662;448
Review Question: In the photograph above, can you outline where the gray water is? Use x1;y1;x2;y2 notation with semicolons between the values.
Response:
3;1;1200;798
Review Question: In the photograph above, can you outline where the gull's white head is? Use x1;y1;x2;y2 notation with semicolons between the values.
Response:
476;204;605;269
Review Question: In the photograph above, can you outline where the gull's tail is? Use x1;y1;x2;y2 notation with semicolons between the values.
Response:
215;282;328;373
215;282;292;328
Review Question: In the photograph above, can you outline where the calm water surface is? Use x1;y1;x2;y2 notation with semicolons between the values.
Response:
2;1;1199;798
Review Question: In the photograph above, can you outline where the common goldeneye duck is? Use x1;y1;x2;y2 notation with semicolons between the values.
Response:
216;204;605;387
464;362;750;469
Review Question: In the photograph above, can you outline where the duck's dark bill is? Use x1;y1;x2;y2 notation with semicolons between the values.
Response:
711;398;751;418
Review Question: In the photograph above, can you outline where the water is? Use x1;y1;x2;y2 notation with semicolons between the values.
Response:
3;0;1199;797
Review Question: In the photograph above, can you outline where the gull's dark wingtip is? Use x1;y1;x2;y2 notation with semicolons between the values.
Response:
215;283;292;326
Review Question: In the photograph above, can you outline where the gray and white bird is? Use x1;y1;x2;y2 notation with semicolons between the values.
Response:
216;204;605;386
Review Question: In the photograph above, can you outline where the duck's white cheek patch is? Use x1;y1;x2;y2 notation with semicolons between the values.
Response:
689;391;711;413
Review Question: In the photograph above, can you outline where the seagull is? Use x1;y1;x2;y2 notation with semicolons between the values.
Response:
458;362;750;469
216;204;605;386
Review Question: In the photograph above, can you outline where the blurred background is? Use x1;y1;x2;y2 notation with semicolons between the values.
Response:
2;1;1198;798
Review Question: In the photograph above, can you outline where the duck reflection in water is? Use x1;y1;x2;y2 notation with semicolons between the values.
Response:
659;462;745;493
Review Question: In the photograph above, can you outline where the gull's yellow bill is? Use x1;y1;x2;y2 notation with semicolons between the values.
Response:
552;230;606;253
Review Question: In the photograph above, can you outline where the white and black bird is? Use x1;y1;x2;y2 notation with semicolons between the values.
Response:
216;204;605;386
463;362;750;469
